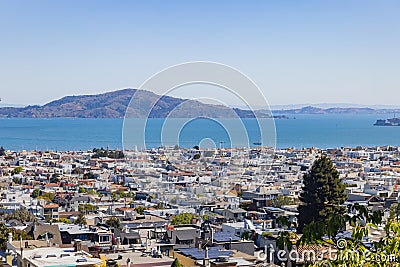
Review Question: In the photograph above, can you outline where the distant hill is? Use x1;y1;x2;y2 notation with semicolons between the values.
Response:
3;90;394;118
0;89;274;118
270;103;400;110
272;106;400;115
0;89;134;118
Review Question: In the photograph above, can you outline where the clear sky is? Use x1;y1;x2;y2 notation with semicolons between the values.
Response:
0;0;399;106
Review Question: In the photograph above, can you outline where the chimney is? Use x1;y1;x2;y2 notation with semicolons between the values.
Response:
210;228;214;245
74;240;82;252
8;233;12;244
45;232;50;247
20;237;23;259
116;237;121;249
203;247;209;267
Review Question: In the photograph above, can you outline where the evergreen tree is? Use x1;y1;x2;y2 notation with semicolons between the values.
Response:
4;208;36;223
171;258;183;267
74;214;87;225
106;217;121;230
32;188;41;198
0;222;33;249
136;206;145;215
297;156;346;233
171;213;193;225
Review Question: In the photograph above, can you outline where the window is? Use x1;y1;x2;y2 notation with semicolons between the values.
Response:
99;235;110;243
38;232;54;240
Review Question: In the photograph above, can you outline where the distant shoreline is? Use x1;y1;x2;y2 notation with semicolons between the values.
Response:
0;110;396;118
2;145;399;153
1;89;399;118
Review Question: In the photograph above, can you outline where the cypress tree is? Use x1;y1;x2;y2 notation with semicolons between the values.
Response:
297;156;347;233
171;258;183;267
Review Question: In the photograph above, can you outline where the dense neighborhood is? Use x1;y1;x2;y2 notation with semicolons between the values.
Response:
1;145;400;267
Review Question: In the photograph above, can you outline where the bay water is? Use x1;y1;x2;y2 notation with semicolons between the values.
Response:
0;114;399;151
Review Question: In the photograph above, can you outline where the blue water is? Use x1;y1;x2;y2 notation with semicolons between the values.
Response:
0;114;399;151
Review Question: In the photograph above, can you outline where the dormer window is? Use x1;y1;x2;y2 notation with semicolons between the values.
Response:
38;232;54;240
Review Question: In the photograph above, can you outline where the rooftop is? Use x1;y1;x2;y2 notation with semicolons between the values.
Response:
13;247;102;267
178;246;234;260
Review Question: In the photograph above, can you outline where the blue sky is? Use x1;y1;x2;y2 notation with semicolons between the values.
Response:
0;0;399;106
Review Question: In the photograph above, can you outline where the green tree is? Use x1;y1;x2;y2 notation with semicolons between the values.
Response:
0;222;32;249
37;195;51;202
72;167;83;175
111;192;119;202
4;208;36;223
13;177;22;184
36;191;55;203
262;232;273;238
57;218;71;224
78;204;98;213
171;213;193;225
43;192;55;201
241;231;250;240
74;214;87;225
32;190;55;202
276;216;292;229
32;188;41;198
297;156;346;233
118;191;128;198
119;190;132;198
92;148;124;159
0;146;5;156
154;202;164;209
170;258;183;267
272;195;296;208
239;201;251;210
105;217;121;229
290;204;388;267
389;202;400;221
136;206;145;215
13;166;23;174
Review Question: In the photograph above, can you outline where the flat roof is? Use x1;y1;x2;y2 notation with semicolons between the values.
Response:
178;247;233;260
58;224;96;235
16;247;102;267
